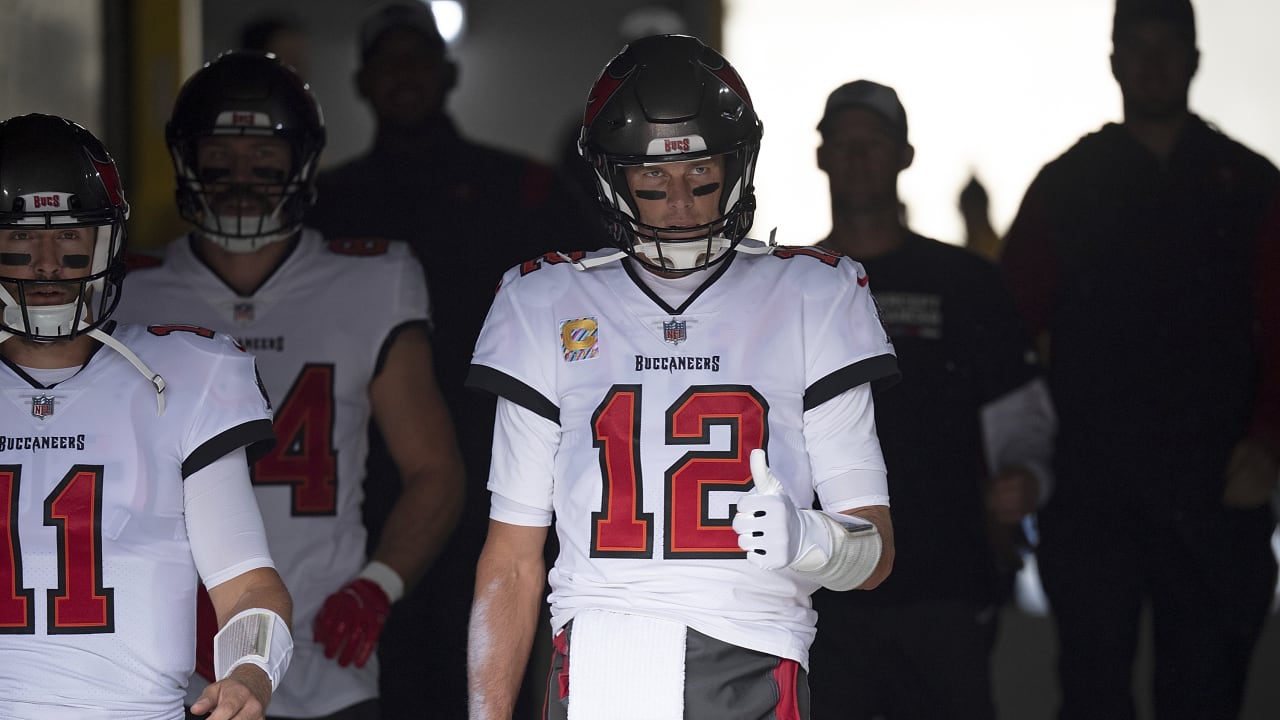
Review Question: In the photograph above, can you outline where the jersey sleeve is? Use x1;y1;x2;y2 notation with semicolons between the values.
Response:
185;448;275;587
467;267;561;423
804;384;889;511
488;397;558;522
178;333;276;477
803;258;899;410
371;244;433;377
385;240;432;327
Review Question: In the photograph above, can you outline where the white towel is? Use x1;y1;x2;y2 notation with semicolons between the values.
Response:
567;609;686;720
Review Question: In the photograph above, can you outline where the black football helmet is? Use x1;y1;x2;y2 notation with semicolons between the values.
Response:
167;51;325;252
579;35;762;274
0;114;129;341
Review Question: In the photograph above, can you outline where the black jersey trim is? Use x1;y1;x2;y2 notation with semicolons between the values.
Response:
182;418;277;479
803;354;901;411
373;319;431;378
465;364;560;424
621;252;736;316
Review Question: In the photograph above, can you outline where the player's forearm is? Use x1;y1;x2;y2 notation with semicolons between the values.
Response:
468;543;544;720
196;568;293;719
370;464;465;588
208;566;293;629
842;505;894;589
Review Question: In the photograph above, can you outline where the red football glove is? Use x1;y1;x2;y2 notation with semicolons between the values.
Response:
313;578;391;668
193;583;218;682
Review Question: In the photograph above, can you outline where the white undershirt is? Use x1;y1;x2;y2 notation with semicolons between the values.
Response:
627;259;713;308
17;364;79;386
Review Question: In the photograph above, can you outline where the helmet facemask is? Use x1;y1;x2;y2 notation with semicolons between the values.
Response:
592;146;758;275
0;222;126;342
172;123;319;254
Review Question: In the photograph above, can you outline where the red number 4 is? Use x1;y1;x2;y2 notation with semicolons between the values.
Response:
590;384;769;559
0;465;114;634
252;364;339;515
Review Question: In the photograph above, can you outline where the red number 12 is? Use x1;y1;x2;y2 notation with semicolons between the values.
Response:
590;384;768;560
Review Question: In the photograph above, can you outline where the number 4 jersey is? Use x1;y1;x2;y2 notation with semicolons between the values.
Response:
0;324;274;719
115;229;429;717
467;246;898;667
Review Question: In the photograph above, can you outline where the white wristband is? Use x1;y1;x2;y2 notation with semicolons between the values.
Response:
214;608;294;691
358;560;405;603
793;511;882;591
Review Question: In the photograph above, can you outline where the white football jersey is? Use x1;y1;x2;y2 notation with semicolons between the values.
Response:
116;229;429;716
0;324;274;720
469;247;896;667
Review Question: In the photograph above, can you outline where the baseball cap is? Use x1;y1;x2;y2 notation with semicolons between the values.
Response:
359;1;445;61
817;80;908;144
1112;0;1196;45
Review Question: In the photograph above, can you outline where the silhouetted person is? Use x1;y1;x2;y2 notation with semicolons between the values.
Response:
305;3;599;717
1001;1;1280;717
810;80;1054;720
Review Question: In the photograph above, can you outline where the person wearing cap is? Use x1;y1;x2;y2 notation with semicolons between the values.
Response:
305;3;602;717
1001;0;1280;716
807;80;1054;720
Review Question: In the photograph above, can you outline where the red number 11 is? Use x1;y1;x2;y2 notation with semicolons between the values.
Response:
0;465;114;634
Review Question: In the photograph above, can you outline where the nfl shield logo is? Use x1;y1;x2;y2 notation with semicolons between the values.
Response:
32;395;54;419
663;318;687;345
234;302;255;323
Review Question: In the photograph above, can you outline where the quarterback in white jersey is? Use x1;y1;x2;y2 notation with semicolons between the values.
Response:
114;52;465;718
468;36;897;720
0;114;289;720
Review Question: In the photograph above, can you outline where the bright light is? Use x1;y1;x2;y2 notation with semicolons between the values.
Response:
723;0;1280;247
430;0;465;45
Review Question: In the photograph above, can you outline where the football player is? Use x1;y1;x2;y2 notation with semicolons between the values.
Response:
466;35;898;719
114;52;464;719
0;113;290;719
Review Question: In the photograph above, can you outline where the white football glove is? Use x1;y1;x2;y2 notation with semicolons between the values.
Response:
732;449;883;590
733;449;832;571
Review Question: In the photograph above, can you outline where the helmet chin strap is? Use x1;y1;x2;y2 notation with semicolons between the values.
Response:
0;287;166;414
633;237;732;271
3;301;79;338
566;232;777;272
86;326;167;415
202;216;295;254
